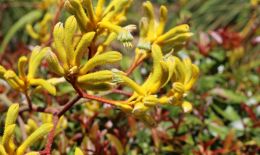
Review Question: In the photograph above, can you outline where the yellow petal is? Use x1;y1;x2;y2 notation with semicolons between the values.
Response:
157;5;168;36
25;152;40;155
141;44;163;93
28;47;49;78
79;51;122;74
5;103;19;127
132;102;149;116
82;0;97;23
77;70;113;84
80;82;114;91
16;123;53;155
18;56;28;79
29;78;56;95
95;0;105;18
155;24;190;43
69;0;90;32
64;16;78;65
143;1;155;40
162;32;193;45
2;124;16;150
4;70;24;88
113;70;145;96
27;119;38;132
53;23;68;70
0;65;7;77
172;82;185;94
74;147;84;155
184;64;199;91
26;24;39;39
46;51;65;76
0;144;7;155
143;95;159;107
73;32;96;66
181;101;193;113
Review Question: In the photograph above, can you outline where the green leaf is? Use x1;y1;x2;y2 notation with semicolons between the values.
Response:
212;104;240;121
210;88;247;104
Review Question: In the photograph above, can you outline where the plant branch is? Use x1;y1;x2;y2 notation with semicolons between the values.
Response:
57;94;81;117
126;56;145;75
40;114;59;155
24;91;33;112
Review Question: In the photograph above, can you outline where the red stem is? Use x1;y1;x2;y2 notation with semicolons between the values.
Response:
39;115;59;155
57;94;81;117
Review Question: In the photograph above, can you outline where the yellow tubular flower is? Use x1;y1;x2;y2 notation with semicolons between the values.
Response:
157;5;168;36
143;1;156;40
26;24;40;39
0;65;7;77
64;16;78;65
53;23;68;70
29;78;56;95
0;105;57;155
141;44;163;94
79;51;122;74
77;70;114;84
80;82;114;91
25;152;40;155
82;0;97;23
65;0;133;49
181;101;193;113
112;70;145;96
2;124;16;150
98;21;134;47
5;103;19;127
65;0;90;32
46;51;65;76
26;13;52;43
155;24;190;44
16;123;53;155
73;32;96;66
18;56;28;79
95;0;105;18
27;47;49;79
4;70;25;89
74;147;84;155
0;144;7;155
26;119;39;134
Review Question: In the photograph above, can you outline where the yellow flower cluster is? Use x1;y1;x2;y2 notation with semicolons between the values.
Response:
25;113;67;136
1;0;199;146
65;0;134;48
26;13;52;43
0;104;53;155
45;1;199;125
134;1;193;66
0;47;56;95
47;15;123;90
113;44;199;126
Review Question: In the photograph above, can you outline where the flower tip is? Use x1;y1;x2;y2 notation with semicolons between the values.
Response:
182;101;193;113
